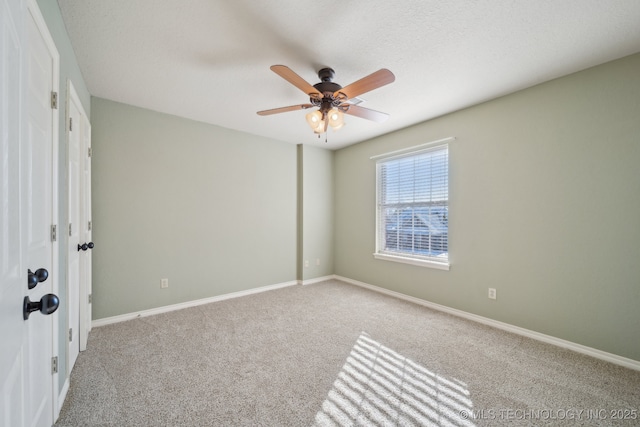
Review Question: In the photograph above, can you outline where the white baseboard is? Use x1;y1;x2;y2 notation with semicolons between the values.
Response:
92;280;299;328
299;275;337;286
335;275;640;371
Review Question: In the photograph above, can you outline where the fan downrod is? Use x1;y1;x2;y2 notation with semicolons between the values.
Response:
317;68;335;82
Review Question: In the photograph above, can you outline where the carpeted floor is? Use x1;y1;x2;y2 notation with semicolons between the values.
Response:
55;280;640;426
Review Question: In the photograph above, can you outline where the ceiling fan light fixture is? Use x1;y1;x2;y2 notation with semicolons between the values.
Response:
306;110;325;133
328;108;344;131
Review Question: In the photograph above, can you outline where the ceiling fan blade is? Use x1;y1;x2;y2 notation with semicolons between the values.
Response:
342;104;390;123
257;104;314;116
270;65;321;97
334;69;395;100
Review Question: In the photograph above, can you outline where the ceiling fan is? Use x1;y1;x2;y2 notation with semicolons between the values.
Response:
257;65;395;134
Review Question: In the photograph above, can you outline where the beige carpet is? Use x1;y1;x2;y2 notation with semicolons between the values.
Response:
55;280;640;426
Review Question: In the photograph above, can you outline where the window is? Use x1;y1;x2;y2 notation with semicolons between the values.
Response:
375;143;449;270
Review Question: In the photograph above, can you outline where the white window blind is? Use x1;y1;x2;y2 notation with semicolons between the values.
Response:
376;144;449;267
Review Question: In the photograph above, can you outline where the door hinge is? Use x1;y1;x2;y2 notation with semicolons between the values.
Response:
69;117;73;131
69;328;73;342
51;224;57;242
88;147;92;158
88;294;92;304
88;220;92;231
69;223;73;236
51;356;58;374
51;92;58;109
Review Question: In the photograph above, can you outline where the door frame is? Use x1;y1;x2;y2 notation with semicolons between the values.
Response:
27;0;61;420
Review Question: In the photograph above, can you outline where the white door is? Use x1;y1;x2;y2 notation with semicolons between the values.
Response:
67;90;81;370
0;0;28;425
24;2;59;426
67;81;91;367
0;1;59;426
79;113;92;351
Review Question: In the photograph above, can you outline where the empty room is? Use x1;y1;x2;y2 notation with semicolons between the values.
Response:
2;1;640;426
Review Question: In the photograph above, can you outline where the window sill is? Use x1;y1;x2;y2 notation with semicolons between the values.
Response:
373;252;450;271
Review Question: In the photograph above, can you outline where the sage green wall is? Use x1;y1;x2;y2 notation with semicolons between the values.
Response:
299;145;334;281
37;0;91;392
91;98;297;319
334;53;640;361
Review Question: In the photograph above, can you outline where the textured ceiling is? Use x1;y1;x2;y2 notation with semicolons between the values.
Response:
57;0;640;150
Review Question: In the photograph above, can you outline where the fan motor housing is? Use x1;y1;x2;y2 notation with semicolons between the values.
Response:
313;81;342;94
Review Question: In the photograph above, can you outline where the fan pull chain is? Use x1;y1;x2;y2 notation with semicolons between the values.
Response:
317;133;328;143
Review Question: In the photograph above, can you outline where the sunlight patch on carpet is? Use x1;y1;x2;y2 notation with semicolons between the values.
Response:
314;332;476;427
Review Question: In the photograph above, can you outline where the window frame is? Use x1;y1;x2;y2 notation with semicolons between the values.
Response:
373;141;450;271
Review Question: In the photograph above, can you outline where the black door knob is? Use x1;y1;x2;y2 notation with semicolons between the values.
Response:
28;270;38;289
77;242;95;251
23;294;59;320
27;268;48;289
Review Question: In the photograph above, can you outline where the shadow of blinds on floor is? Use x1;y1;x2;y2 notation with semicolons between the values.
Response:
314;332;476;427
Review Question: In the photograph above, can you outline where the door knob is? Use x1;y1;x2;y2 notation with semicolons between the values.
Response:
23;294;59;320
27;268;48;289
77;242;94;251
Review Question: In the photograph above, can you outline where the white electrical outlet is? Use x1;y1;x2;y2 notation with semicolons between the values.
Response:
304;260;309;268
161;278;169;289
488;288;497;300
316;258;320;266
